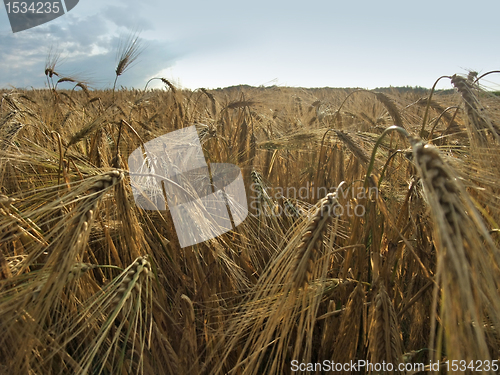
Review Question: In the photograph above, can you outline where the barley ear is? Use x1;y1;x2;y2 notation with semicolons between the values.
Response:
367;283;404;374
113;33;144;94
333;282;365;371
292;193;339;290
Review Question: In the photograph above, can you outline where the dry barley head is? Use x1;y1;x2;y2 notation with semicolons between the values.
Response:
367;283;404;374
410;137;500;365
292;192;340;289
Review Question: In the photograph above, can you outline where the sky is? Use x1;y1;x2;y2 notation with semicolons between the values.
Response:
1;0;500;91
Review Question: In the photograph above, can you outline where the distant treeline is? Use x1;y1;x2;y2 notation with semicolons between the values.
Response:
211;84;460;95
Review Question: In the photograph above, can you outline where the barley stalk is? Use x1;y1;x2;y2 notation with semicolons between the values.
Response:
367;283;404;374
451;74;500;144
374;92;405;129
410;137;500;366
333;282;365;371
292;192;339;289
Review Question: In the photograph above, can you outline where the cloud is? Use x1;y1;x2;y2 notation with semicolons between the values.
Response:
3;0;499;91
101;4;153;31
0;3;181;89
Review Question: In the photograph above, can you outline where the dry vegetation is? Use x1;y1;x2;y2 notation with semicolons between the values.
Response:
1;60;500;374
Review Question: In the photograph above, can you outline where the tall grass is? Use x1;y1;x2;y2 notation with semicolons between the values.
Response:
1;67;500;374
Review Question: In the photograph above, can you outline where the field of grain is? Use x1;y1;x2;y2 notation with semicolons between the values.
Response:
1;66;500;374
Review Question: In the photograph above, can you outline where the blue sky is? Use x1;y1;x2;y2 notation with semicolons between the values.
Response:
1;0;500;90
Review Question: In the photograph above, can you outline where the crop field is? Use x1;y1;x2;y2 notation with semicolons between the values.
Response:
1;65;500;374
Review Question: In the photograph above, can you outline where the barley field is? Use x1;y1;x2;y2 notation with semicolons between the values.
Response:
1;65;500;374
